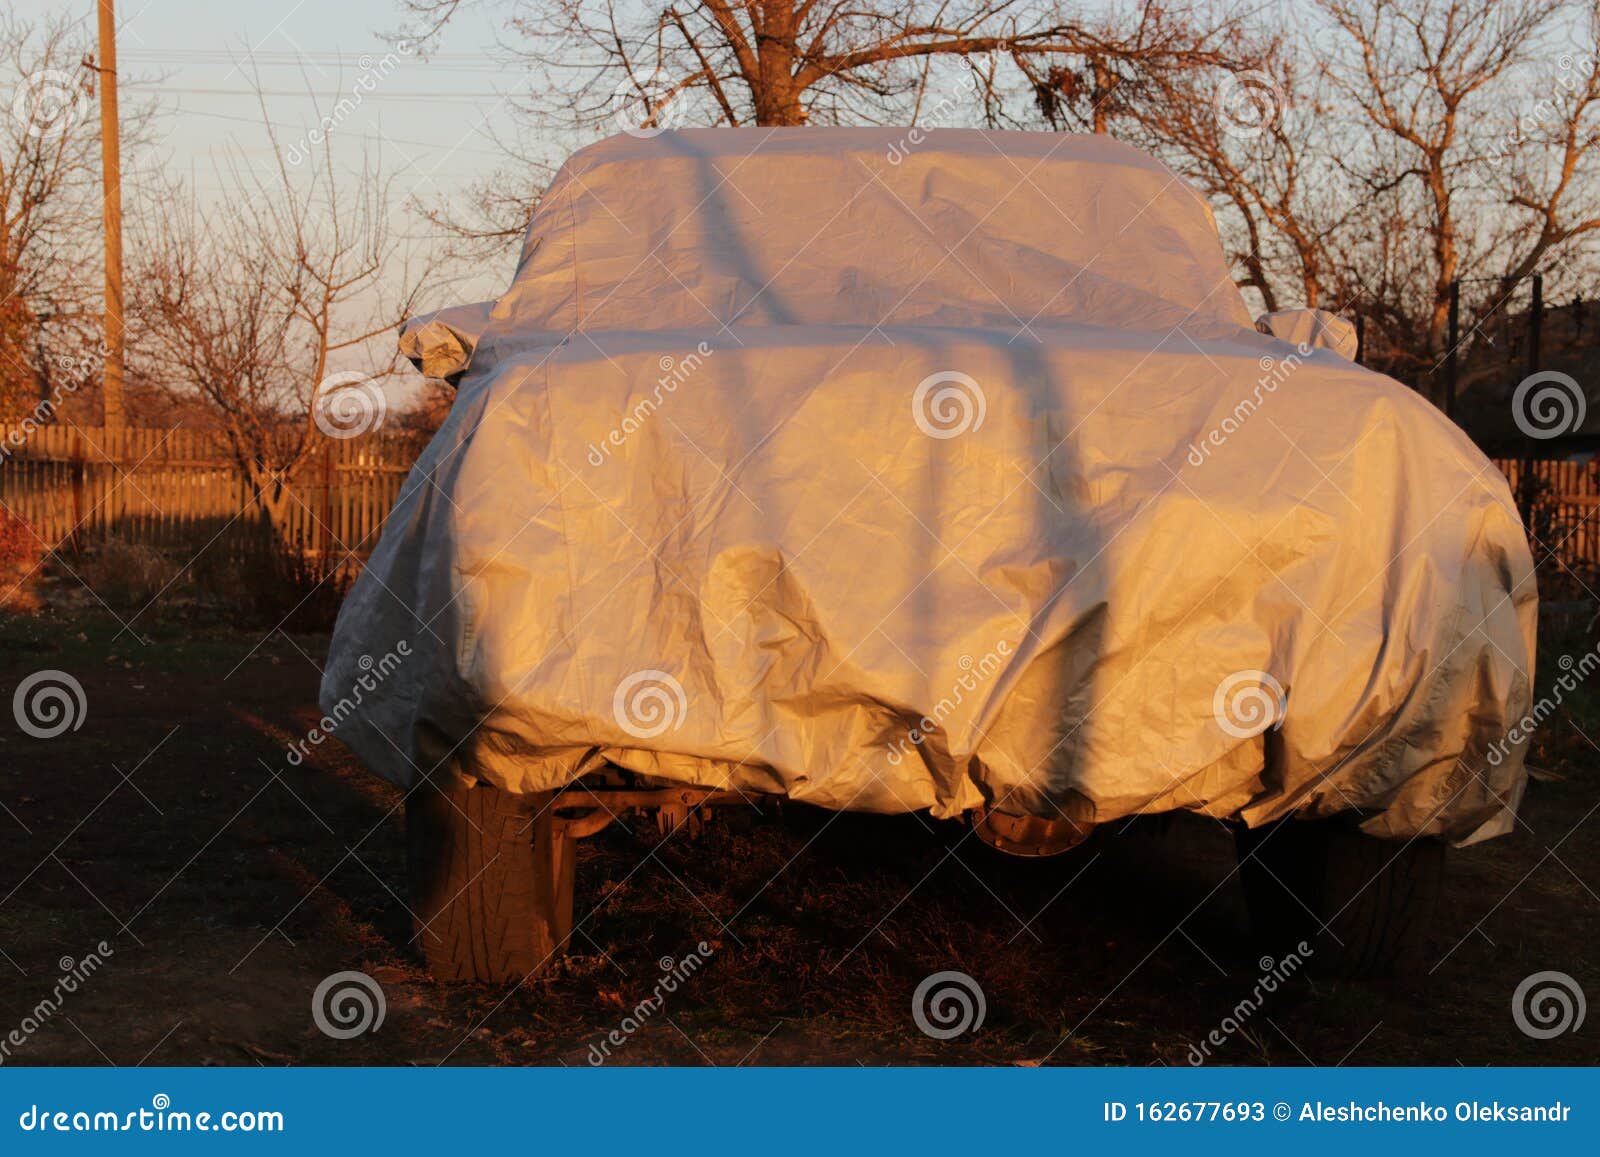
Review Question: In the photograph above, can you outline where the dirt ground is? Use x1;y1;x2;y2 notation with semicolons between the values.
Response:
0;603;1595;1067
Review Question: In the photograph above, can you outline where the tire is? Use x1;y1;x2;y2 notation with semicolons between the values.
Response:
1235;817;1444;980
406;775;575;983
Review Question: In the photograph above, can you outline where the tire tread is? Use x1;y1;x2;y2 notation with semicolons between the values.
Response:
1237;817;1444;980
406;777;568;983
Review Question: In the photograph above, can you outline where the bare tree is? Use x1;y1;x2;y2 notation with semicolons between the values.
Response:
462;0;1250;126
138;132;426;542
398;1;1257;251
397;0;1600;390
1097;42;1355;314
0;14;100;422
1095;0;1600;380
1002;2;1259;135
1487;1;1600;297
1317;0;1563;357
412;124;552;262
411;1;1150;127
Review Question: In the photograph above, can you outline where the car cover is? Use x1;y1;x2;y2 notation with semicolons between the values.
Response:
1255;308;1360;360
322;128;1536;844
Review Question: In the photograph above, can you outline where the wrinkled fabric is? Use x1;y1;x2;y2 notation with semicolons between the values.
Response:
325;128;1536;843
399;301;495;382
1256;308;1360;360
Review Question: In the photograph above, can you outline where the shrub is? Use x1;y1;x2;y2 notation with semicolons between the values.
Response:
78;537;182;610
252;535;352;632
192;531;351;632
0;508;45;613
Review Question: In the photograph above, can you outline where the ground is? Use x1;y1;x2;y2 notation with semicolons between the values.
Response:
0;604;1595;1067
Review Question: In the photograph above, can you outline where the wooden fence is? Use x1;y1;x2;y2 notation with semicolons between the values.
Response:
0;424;430;570
1494;456;1600;593
1;427;1597;587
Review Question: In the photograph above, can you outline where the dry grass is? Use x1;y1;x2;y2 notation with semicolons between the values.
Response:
74;538;181;610
0;606;1594;1066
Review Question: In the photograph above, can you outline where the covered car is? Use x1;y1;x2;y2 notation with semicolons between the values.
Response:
321;128;1536;981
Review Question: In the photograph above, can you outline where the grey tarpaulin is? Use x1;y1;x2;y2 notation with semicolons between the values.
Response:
323;128;1536;844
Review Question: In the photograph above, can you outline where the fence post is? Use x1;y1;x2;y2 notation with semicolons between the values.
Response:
1516;273;1545;534
320;437;334;564
1445;279;1460;419
1528;273;1543;376
69;430;86;555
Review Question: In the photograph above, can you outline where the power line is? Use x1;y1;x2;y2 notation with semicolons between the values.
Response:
124;48;511;62
165;106;509;158
121;48;518;73
157;86;523;101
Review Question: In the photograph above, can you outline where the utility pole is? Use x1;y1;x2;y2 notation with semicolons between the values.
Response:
96;0;125;434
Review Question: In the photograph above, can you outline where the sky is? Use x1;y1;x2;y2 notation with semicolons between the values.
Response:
24;0;1527;380
7;0;1321;396
20;0;545;304
7;0;603;399
87;0;519;172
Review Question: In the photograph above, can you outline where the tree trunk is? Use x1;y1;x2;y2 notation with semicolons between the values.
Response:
752;87;807;125
1425;167;1457;356
1300;252;1321;310
244;461;295;552
749;7;806;125
1091;58;1114;133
